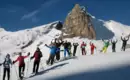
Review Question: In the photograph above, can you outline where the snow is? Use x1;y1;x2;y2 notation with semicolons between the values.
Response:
28;52;130;80
104;20;130;38
0;17;130;80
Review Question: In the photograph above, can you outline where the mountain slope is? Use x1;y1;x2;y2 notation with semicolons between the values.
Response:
0;21;60;54
104;20;130;37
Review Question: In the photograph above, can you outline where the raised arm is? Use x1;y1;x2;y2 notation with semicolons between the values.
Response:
45;44;51;49
121;37;123;41
111;39;113;43
127;36;129;41
116;40;118;43
77;43;79;46
0;63;3;66
102;39;105;43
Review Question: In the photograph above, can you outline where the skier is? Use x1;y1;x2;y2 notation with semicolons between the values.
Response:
63;40;70;58
68;42;72;56
111;39;118;52
90;42;96;55
0;54;12;80
30;47;43;74
101;39;110;53
45;43;58;65
80;41;86;55
13;52;30;80
54;38;64;61
121;36;129;51
73;43;79;56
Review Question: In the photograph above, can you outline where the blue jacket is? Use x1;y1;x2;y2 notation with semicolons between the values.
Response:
46;45;58;55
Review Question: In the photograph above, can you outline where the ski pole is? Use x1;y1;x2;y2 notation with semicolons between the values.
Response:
10;67;12;80
13;64;19;80
0;66;2;79
26;58;30;77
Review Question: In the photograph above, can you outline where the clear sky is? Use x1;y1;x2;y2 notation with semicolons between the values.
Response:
0;0;130;31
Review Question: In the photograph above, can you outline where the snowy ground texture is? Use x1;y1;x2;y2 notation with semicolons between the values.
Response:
0;19;130;80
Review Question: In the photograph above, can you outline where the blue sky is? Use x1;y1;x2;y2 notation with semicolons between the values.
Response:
0;0;130;31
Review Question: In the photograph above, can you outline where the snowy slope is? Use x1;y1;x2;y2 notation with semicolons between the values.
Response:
27;52;130;80
104;20;130;37
91;18;114;40
0;21;60;55
91;17;130;40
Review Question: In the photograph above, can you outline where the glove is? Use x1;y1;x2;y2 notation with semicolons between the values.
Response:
30;57;33;60
27;52;30;56
45;44;47;46
13;61;15;64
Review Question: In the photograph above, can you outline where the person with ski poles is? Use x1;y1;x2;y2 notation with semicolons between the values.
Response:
111;39;118;52
63;40;70;58
101;39;110;53
13;52;30;80
45;43;58;65
68;42;72;57
54;38;64;61
73;42;79;56
30;47;43;74
121;36;129;51
80;41;86;55
90;42;96;55
0;54;12;80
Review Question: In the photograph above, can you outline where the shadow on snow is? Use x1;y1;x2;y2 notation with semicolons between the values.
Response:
29;62;69;78
50;65;130;80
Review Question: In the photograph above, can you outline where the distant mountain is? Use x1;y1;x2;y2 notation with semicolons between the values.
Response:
0;5;130;55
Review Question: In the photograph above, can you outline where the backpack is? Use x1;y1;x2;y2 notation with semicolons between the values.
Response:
3;57;12;68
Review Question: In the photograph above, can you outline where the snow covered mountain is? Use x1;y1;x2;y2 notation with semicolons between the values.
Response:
0;18;130;80
0;21;61;55
0;18;129;55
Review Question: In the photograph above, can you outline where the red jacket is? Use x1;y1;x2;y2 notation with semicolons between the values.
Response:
81;43;86;49
90;44;96;50
14;56;28;66
32;51;42;61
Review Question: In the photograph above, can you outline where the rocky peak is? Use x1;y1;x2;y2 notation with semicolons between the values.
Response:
62;4;96;39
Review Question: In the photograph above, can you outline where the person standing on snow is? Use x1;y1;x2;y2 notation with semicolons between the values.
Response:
90;42;96;55
45;43;58;65
121;36;129;51
68;42;72;57
111;39;118;52
30;47;43;74
73;43;79;56
54;38;64;61
13;52;30;79
101;39;110;53
80;41;87;55
0;54;12;80
63;40;70;58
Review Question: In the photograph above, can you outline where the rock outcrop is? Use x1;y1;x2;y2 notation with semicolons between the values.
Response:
62;4;96;39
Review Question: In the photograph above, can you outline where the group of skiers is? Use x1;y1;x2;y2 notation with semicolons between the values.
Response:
0;47;43;80
101;36;129;53
0;35;129;80
45;38;73;65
